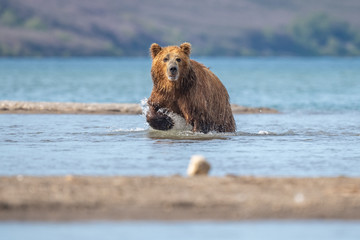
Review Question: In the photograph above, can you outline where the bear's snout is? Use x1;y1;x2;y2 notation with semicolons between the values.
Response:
167;64;179;81
170;66;177;74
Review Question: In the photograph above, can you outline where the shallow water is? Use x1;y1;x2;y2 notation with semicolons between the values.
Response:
1;112;359;177
1;57;359;233
1;221;360;240
1;57;360;112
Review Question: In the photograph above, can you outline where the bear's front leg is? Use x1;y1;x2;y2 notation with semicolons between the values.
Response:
146;103;174;131
180;105;210;133
193;119;211;133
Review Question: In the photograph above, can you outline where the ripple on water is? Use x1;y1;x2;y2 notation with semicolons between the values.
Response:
1;113;359;177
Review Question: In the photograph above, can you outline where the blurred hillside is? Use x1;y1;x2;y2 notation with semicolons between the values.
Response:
1;0;360;56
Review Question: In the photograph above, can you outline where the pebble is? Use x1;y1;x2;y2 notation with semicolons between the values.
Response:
65;175;74;182
294;193;305;204
187;155;211;176
16;175;24;182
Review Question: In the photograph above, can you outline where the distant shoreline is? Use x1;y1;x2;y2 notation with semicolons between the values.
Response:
0;100;279;115
1;176;359;221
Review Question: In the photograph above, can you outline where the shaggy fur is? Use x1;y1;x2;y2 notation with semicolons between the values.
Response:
146;42;236;133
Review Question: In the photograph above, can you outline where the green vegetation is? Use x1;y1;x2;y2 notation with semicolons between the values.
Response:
0;0;360;57
0;9;18;26
210;13;360;56
24;17;47;30
288;13;360;55
0;5;47;30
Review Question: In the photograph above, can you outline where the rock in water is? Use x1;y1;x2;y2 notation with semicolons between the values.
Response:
187;155;211;176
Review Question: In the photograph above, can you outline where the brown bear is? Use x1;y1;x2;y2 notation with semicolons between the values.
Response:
146;42;236;133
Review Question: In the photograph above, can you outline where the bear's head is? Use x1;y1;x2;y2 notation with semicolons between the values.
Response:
150;43;193;92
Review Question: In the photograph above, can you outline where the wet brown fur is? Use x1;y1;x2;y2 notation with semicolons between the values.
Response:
147;43;236;133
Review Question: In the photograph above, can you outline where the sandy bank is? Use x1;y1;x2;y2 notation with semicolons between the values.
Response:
1;176;359;221
0;101;279;115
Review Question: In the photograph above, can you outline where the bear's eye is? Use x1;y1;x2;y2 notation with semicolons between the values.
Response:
176;58;181;62
163;58;169;62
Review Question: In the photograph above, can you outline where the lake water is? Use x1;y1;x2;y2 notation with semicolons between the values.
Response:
1;57;360;112
1;221;360;240
1;58;360;237
0;57;359;177
0;113;359;176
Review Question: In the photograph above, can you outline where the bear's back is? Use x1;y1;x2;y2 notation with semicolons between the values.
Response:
179;59;235;132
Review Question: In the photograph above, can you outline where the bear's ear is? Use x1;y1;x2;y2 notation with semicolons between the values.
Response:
150;43;162;59
180;42;191;56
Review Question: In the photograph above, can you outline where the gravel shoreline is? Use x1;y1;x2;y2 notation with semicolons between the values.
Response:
1;176;359;221
0;101;279;114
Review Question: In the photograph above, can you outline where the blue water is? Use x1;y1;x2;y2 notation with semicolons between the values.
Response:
1;58;360;236
1;57;359;177
1;57;360;112
1;221;360;240
0;113;359;176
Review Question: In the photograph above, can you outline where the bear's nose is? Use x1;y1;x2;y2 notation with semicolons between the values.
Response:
170;66;177;74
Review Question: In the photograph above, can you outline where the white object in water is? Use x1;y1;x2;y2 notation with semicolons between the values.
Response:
258;130;270;135
187;155;211;176
166;111;193;131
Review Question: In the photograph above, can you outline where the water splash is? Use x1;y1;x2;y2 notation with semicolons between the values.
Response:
147;129;232;140
141;97;193;131
140;98;298;138
258;130;271;135
234;130;297;137
157;109;193;131
140;98;149;116
111;127;147;133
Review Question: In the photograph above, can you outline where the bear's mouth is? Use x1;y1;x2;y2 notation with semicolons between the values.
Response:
167;65;179;81
167;71;179;81
167;74;179;81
